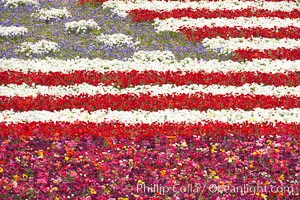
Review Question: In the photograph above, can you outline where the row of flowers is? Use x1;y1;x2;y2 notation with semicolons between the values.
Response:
0;108;299;124
0;133;299;199
1;92;298;112
128;7;300;22
1;121;299;138
1;83;299;97
179;26;300;41
153;17;300;33
202;37;300;53
232;48;300;61
102;0;299;18
2;70;299;87
1;53;299;73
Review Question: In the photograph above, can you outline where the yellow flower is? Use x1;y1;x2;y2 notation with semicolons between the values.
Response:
279;174;285;181
55;197;60;200
37;150;44;158
261;194;267;200
209;169;217;179
104;188;110;194
286;142;291;147
22;174;28;179
252;150;261;156
0;167;3;173
274;148;279;153
65;156;70;161
137;180;144;184
89;187;97;195
267;140;272;145
249;164;254;169
160;170;167;176
13;175;19;181
211;145;217;154
118;198;129;200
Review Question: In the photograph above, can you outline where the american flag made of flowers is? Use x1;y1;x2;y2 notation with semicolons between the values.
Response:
0;0;299;199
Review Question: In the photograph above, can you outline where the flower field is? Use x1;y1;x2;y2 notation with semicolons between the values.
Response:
0;0;300;199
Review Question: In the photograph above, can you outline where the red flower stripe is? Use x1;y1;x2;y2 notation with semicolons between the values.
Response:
233;48;300;61
129;8;300;22
1;71;299;87
1;94;299;112
0;122;298;138
179;26;300;41
79;0;297;5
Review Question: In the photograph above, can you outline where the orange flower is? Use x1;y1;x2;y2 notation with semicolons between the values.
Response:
13;175;19;182
37;150;44;158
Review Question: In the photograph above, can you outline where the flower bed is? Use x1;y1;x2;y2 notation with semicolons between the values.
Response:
0;134;299;199
0;0;299;199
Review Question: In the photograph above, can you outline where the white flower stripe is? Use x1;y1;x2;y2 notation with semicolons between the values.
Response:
1;83;299;98
0;57;299;74
0;26;27;37
202;37;300;53
1;108;299;124
153;17;300;32
102;0;300;17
